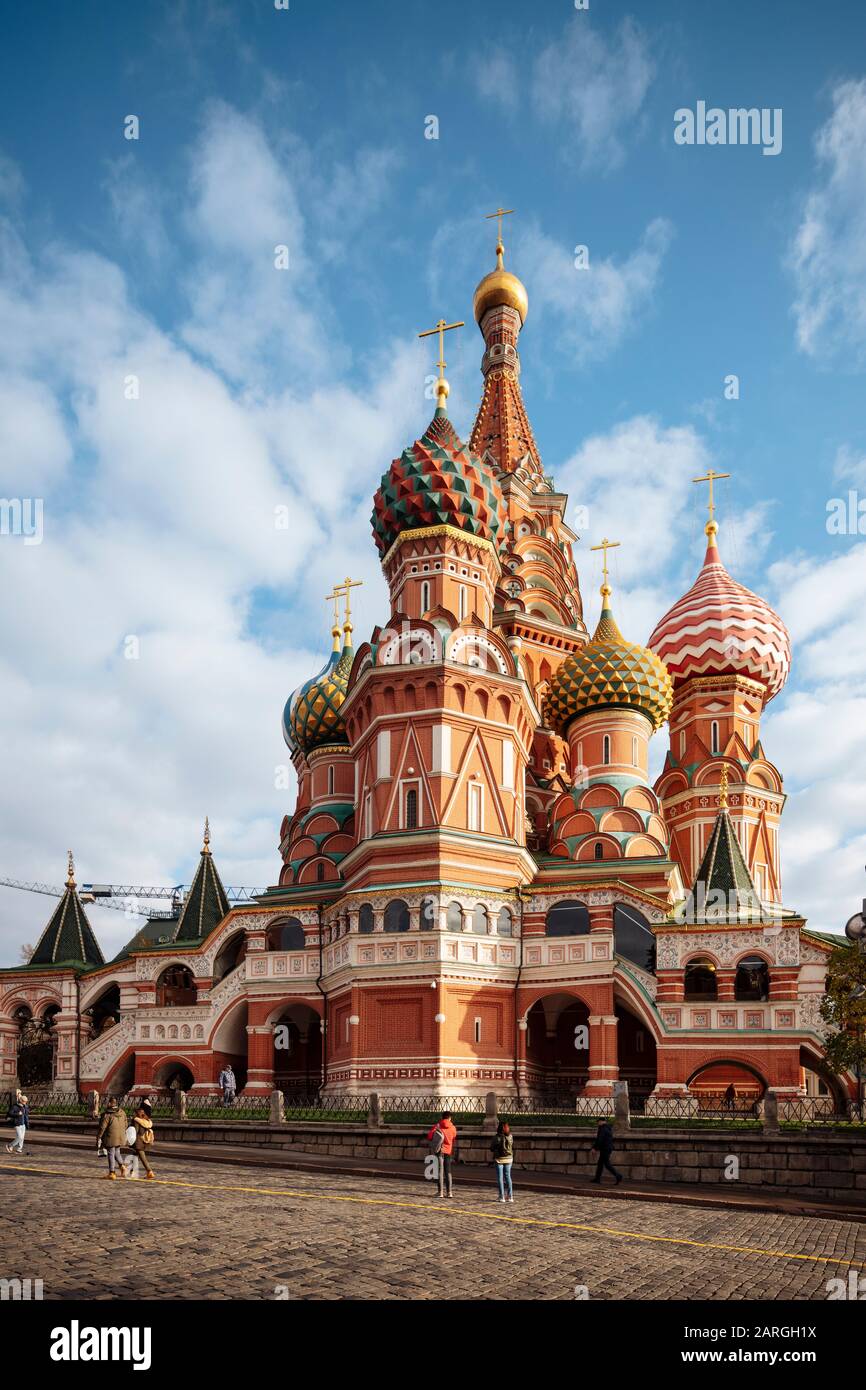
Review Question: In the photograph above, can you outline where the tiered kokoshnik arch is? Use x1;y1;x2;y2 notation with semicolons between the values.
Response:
0;223;849;1111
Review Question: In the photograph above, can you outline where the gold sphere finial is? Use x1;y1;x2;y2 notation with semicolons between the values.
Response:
719;765;729;809
66;850;76;889
202;817;211;854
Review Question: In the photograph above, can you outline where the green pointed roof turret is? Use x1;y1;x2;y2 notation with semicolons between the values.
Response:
29;851;105;968
691;768;762;919
174;819;231;943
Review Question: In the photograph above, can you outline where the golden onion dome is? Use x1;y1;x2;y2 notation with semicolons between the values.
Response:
546;587;674;735
473;244;529;326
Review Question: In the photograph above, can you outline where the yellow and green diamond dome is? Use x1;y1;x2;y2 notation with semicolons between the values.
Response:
283;629;354;757
546;590;673;734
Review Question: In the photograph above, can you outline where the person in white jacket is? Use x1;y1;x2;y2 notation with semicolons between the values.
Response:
218;1064;237;1106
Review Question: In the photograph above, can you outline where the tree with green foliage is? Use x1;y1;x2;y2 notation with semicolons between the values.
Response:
820;942;866;1110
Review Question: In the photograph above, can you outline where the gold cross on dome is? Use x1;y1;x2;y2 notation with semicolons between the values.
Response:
418;318;464;383
484;206;515;252
590;537;620;590
693;469;731;524
333;576;363;627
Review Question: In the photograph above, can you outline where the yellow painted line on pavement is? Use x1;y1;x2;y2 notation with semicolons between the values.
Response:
1;1161;863;1270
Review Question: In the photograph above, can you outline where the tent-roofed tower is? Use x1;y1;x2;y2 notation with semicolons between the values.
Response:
468;211;588;848
30;852;104;968
174;819;231;943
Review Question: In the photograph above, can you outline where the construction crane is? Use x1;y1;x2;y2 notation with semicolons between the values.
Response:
0;877;266;916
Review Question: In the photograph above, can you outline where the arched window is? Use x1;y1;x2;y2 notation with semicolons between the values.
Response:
684;957;718;1000
420;580;430;614
358;904;374;935
459;585;467;620
327;765;335;795
472;903;488;934
497;906;513;937
594;842;604;860
156;965;196;1007
735;955;769;1001
602;734;611;766
711;722;720;754
420;896;436;930
613;903;655;972
405;787;418;829
631;735;638;766
384;898;410;933
316;862;325;882
446;901;464;932
545;900;590;937
268;918;306;951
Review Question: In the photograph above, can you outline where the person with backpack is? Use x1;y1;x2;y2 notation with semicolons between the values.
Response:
96;1097;129;1179
426;1110;457;1198
490;1120;514;1202
127;1102;156;1179
5;1091;29;1154
590;1118;623;1185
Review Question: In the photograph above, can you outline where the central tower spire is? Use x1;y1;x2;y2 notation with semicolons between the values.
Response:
469;211;543;483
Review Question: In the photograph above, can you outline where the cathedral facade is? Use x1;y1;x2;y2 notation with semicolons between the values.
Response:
0;239;848;1110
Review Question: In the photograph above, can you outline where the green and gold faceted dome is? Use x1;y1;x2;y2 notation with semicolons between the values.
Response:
283;626;354;757
371;407;507;558
546;587;674;734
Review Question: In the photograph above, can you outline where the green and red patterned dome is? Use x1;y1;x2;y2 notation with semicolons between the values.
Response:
371;407;508;557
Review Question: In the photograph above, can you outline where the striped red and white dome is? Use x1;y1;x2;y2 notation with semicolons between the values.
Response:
647;530;791;703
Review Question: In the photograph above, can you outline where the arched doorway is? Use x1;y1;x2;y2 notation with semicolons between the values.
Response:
524;992;591;1101
211;1002;248;1092
213;931;247;983
687;1059;766;1110
85;984;120;1040
152;1060;195;1092
800;1047;848;1115
614;1001;657;1101
14;1005;60;1089
156;965;196;1007
272;1003;323;1095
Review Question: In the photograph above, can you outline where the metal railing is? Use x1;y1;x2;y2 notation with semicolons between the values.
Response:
631;1093;761;1126
379;1095;486;1126
1;1090;89;1116
498;1094;614;1126
778;1096;864;1127
281;1093;367;1122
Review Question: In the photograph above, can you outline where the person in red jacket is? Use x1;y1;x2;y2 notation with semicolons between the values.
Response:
427;1111;458;1198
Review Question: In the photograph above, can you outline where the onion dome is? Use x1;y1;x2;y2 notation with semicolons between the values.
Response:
283;618;354;756
371;405;507;558
473;241;529;327
546;583;674;734
648;521;790;703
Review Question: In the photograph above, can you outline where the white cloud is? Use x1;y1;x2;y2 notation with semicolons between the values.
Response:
521;217;674;364
476;48;519;113
531;17;655;171
0;106;415;967
789;78;866;363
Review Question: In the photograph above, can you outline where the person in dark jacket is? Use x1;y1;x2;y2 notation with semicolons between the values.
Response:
590;1120;622;1185
491;1120;514;1203
96;1097;129;1178
5;1092;29;1154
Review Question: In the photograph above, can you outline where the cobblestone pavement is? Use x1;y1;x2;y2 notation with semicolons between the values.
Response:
1;1147;864;1301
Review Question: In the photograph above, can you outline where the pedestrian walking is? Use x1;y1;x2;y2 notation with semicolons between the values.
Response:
5;1091;29;1154
427;1110;457;1198
491;1120;514;1203
218;1063;237;1106
590;1119;623;1185
96;1097;129;1179
127;1103;156;1180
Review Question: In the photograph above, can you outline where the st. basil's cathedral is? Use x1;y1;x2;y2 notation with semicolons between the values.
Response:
0;230;849;1112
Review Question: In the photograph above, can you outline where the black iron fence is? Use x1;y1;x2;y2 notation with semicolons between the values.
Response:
1;1090;89;1116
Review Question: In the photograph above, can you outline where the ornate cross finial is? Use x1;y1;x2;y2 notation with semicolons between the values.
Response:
693;469;731;539
418;318;464;410
202;817;211;854
719;764;729;809
325;586;343;650
590;537;621;597
333;576;363;635
484;206;515;264
66;850;76;889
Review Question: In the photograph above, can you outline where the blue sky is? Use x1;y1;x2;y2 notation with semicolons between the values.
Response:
1;0;865;959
